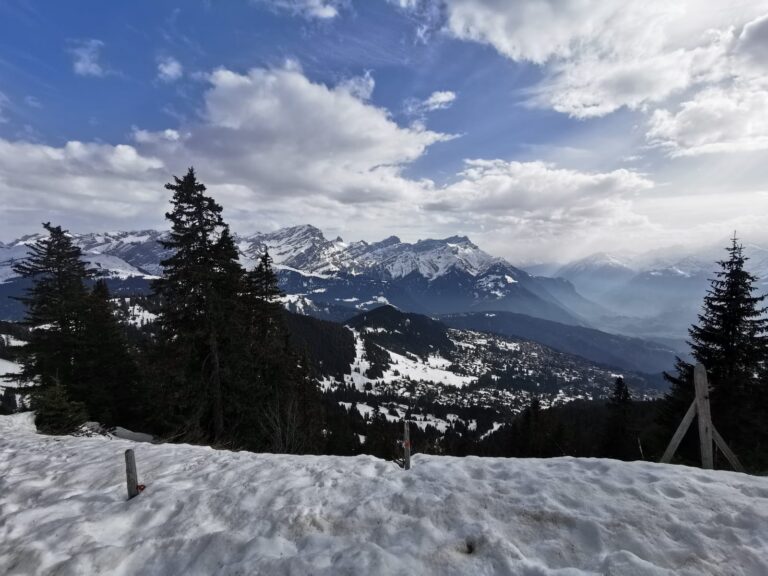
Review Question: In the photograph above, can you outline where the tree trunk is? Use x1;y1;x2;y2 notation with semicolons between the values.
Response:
209;330;224;442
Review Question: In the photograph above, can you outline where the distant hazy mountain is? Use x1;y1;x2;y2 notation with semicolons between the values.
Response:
556;252;636;298
546;241;768;342
441;311;679;375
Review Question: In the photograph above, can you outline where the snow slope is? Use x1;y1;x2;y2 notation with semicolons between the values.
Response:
1;414;767;576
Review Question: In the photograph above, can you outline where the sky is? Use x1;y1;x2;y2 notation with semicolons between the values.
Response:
1;0;768;263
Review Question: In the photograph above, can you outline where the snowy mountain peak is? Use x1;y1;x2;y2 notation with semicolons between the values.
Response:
353;235;501;280
559;252;634;274
240;224;350;275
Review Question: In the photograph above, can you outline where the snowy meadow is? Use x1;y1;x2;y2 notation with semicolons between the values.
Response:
1;413;766;576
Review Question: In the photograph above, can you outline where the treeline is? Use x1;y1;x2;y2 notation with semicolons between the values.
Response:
477;380;664;460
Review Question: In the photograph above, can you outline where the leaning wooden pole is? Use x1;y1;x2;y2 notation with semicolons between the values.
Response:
713;428;745;473
660;401;696;464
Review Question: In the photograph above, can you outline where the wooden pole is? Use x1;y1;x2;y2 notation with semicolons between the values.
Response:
660;400;696;464
713;428;745;473
693;364;714;469
125;449;139;499
403;420;411;471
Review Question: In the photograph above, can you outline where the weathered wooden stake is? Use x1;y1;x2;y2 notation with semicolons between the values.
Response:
125;449;139;499
693;364;714;469
660;363;745;473
403;420;411;471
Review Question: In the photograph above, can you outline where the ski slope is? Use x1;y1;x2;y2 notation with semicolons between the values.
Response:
1;413;766;576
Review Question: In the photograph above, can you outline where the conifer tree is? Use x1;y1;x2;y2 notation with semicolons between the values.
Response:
249;250;282;306
152;168;246;444
7;223;90;389
243;251;324;452
602;377;634;460
660;236;767;467
3;223;91;432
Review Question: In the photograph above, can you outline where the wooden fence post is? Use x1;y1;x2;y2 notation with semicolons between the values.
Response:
660;363;744;473
403;420;411;471
693;364;714;469
125;449;139;499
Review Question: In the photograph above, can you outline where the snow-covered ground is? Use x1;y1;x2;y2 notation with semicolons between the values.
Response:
1;414;766;576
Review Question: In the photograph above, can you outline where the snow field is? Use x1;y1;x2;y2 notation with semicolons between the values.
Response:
1;413;767;576
343;330;474;392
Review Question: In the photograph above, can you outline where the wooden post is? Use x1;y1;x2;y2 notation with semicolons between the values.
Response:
660;363;744;472
125;449;139;499
660;401;696;464
713;428;745;473
403;420;411;471
693;364;714;469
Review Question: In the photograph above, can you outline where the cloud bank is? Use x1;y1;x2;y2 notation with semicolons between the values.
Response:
0;63;665;260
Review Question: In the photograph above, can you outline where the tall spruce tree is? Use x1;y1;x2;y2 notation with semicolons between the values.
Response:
660;235;767;467
152;168;247;444
243;250;324;453
3;223;91;432
7;223;91;389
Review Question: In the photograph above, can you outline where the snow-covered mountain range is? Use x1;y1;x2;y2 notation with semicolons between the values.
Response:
0;225;593;327
5;223;754;346
0;225;504;282
239;225;503;280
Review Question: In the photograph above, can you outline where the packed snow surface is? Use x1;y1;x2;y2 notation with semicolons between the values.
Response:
1;413;767;576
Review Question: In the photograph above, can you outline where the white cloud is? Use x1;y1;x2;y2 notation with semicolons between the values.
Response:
735;11;768;71
132;128;182;144
338;71;375;100
428;159;652;224
405;1;766;120
644;11;768;156
2;60;758;261
0;65;452;239
647;83;768;156
181;66;451;197
68;39;106;77
397;1;768;161
0;139;166;234
1;62;655;259
254;0;345;19
413;159;655;261
406;90;457;116
423;91;456;111
157;56;183;82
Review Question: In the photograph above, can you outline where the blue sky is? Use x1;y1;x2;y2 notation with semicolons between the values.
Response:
2;0;768;262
